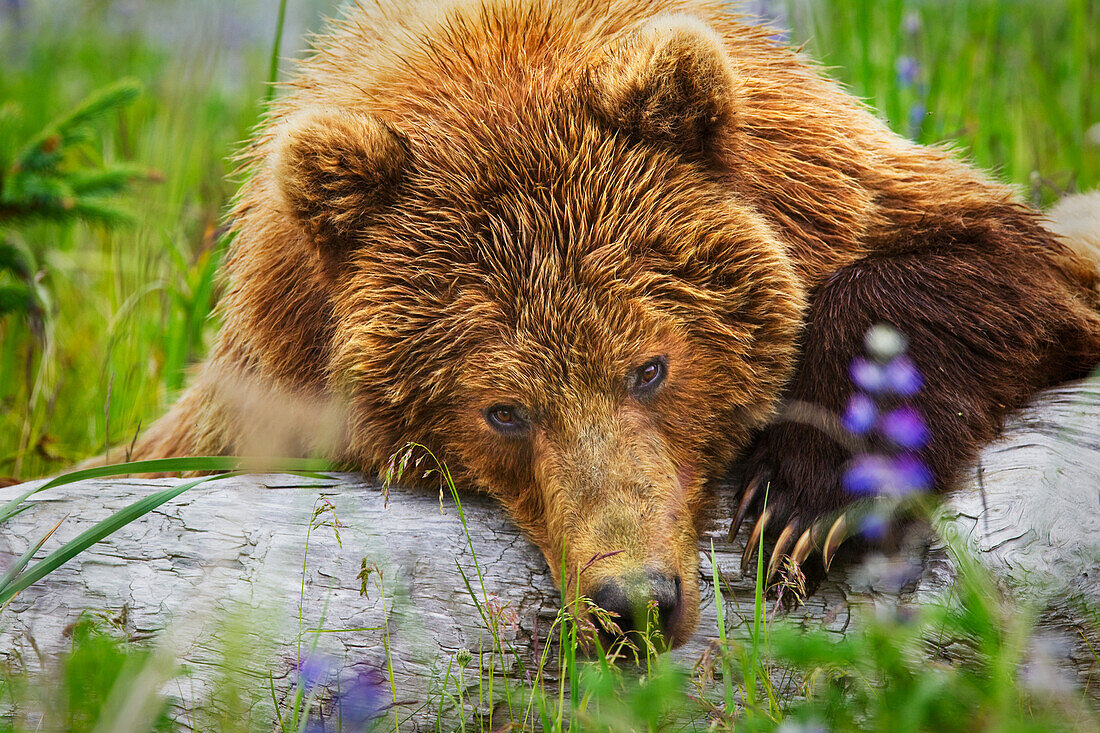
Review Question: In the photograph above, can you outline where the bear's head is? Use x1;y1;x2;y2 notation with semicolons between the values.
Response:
270;15;805;647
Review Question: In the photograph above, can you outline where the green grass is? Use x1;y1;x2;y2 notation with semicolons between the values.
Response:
1;451;1095;731
783;0;1098;203
0;3;284;479
1;0;1099;730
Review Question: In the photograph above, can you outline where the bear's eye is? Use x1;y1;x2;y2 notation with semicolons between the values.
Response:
485;404;528;434
633;357;667;395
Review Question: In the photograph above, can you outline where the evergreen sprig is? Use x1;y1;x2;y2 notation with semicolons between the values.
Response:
0;78;147;319
0;78;146;228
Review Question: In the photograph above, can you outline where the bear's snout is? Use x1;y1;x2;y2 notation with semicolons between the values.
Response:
525;409;704;649
590;569;683;648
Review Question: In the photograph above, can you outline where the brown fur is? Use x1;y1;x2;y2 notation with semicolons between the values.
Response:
131;0;1100;646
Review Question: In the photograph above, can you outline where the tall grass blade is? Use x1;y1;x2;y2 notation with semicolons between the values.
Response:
265;0;290;104
709;541;736;713
0;472;237;604
0;512;68;593
0;456;333;523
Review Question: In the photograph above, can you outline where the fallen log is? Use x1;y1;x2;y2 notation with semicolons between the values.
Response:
1;380;1098;727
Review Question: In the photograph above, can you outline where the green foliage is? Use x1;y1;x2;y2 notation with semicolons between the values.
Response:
1;616;174;732
0;3;268;480
0;78;146;229
785;0;1099;204
764;554;1093;732
0;79;146;336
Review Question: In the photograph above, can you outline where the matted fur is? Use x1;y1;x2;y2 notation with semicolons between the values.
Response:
132;0;1100;646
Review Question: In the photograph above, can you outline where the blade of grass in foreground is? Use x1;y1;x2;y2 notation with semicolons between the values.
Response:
709;541;737;713
0;472;238;605
0;456;334;523
0;456;336;606
0;513;68;592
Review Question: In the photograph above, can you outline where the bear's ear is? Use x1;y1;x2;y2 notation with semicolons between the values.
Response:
584;16;739;159
274;108;407;254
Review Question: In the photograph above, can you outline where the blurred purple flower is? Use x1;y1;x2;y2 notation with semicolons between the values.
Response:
859;512;889;541
842;454;893;495
843;453;931;497
895;56;919;87
842;393;877;434
850;357;887;393
883;355;922;396
864;324;907;360
903;11;922;36
879;406;929;449
335;668;386;730
908;102;927;139
886;453;932;495
298;653;335;690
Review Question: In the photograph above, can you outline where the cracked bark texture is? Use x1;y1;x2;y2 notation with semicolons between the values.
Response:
1;380;1098;726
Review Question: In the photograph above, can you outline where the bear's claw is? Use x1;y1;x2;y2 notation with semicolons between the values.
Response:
789;524;817;568
821;512;850;571
765;521;798;582
740;507;771;575
727;472;764;542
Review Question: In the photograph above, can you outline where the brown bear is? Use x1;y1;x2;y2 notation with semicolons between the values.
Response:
130;0;1100;647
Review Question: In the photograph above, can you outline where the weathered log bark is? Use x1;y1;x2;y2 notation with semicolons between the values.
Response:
1;380;1098;727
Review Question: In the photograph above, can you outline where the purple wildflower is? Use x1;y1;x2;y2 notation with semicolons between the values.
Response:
884;454;932;495
297;653;334;690
843;453;931;497
908;102;927;139
878;406;929;449
895;56;919;88
883;355;922;396
842;455;893;496
859;513;889;542
850;357;887;393
335;668;387;730
903;11;922;36
842;393;878;434
844;324;933;538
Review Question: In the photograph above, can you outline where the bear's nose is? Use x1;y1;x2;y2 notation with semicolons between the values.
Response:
590;570;682;644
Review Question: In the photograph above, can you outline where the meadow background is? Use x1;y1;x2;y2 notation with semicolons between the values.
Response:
1;0;1097;482
1;0;1099;730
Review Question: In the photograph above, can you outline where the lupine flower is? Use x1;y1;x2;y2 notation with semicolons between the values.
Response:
841;324;932;537
908;102;927;139
297;653;335;690
903;11;922;36
302;664;387;732
884;454;932;495
334;668;386;730
851;353;923;396
883;355;922;396
842;393;877;434
842;455;895;496
845;453;930;497
859;513;889;542
865;323;907;360
879;406;929;449
851;357;887;393
895;56;919;88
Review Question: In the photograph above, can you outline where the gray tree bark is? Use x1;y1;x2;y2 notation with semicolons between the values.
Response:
1;380;1098;728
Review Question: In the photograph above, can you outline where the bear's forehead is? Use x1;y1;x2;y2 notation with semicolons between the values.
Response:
378;113;720;277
